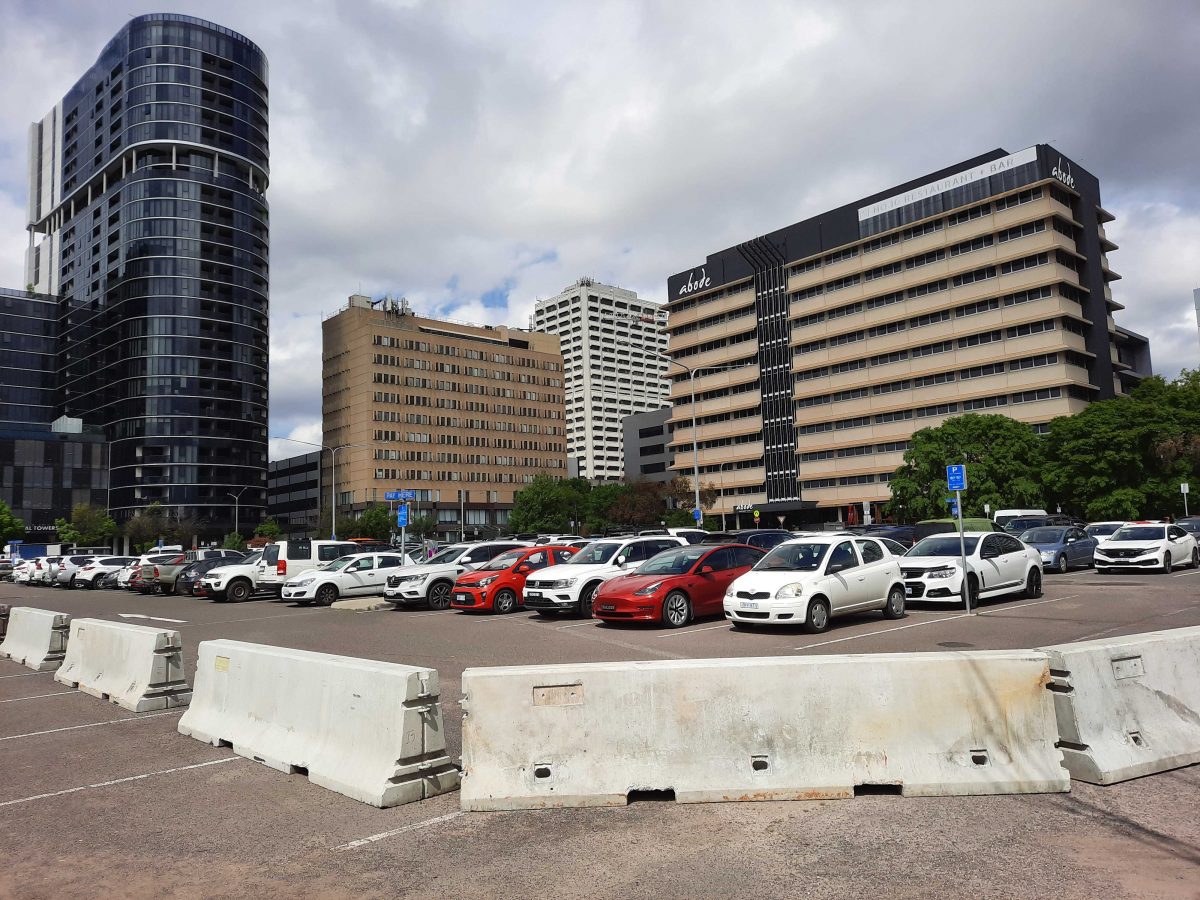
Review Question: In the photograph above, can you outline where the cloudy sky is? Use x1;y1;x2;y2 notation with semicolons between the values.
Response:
0;0;1196;459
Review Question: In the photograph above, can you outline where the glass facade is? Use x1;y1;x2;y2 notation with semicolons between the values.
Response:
29;14;269;535
0;288;59;429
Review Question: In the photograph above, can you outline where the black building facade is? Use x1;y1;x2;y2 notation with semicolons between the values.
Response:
267;452;322;536
0;288;58;430
25;14;269;536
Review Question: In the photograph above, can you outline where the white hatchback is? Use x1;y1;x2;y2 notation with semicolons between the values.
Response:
723;536;906;633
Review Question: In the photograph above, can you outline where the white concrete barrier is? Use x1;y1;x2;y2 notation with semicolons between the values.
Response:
0;604;8;641
1041;626;1200;784
54;618;192;711
460;651;1068;810
178;640;459;807
0;607;70;671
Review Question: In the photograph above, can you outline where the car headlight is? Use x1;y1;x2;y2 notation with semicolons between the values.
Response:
928;566;958;579
477;575;499;587
552;578;577;589
634;581;663;596
1039;551;1055;561
399;573;429;584
776;582;807;599
290;577;315;587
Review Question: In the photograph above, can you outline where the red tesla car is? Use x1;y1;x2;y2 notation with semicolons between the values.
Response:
451;545;577;613
593;543;764;627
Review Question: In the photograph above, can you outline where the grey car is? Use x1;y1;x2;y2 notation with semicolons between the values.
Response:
1019;526;1097;574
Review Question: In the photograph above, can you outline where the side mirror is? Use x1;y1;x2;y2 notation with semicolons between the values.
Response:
1066;537;1077;544
615;556;627;567
516;564;532;575
698;565;715;575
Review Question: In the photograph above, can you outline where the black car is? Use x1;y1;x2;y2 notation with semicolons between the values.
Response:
1002;514;1073;535
175;556;242;596
95;571;120;590
700;529;793;551
863;524;916;548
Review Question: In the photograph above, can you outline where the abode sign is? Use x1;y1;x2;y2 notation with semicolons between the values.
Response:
677;267;712;297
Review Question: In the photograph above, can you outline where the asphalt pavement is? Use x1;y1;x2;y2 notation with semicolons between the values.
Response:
1;568;1198;899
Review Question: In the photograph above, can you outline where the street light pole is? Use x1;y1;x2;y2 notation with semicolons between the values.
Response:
226;487;248;537
271;438;379;541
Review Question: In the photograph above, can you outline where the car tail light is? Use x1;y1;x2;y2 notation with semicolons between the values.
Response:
277;560;287;576
153;567;160;577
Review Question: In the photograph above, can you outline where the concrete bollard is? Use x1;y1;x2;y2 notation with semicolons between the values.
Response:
0;607;71;671
55;618;192;712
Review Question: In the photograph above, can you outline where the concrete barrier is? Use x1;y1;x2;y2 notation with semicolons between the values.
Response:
460;651;1068;810
178;640;459;807
0;604;8;641
54;618;192;711
1041;626;1200;784
0;607;71;671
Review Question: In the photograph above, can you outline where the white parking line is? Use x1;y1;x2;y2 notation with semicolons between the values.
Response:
0;690;78;704
0;670;52;680
658;622;733;638
117;613;188;623
0;757;239;809
404;610;457;618
978;594;1078;615
1172;569;1200;578
178;610;325;628
795;614;971;651
0;710;181;743
333;810;464;852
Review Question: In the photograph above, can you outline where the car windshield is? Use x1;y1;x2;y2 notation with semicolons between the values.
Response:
481;549;524;571
1021;528;1068;543
322;556;358;572
908;536;982;557
1111;526;1165;541
567;542;621;565
1085;523;1122;537
424;546;466;565
637;548;707;575
755;543;830;572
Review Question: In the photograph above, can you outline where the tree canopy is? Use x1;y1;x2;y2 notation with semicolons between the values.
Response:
508;474;716;535
0;499;24;541
55;504;118;547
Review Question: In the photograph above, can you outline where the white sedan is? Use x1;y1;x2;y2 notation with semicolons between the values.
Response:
900;532;1042;607
723;535;906;632
1095;523;1199;574
281;551;413;605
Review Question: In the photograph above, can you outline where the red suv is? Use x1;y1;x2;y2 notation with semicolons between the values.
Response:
593;543;764;628
452;545;577;614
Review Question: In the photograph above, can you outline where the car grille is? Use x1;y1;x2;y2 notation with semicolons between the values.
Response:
736;591;770;600
1103;548;1149;559
905;582;926;597
525;579;552;590
736;610;769;619
386;575;402;587
901;568;927;578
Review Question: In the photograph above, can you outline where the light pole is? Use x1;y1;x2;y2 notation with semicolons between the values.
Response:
226;487;248;537
660;357;757;526
717;460;735;530
270;438;378;540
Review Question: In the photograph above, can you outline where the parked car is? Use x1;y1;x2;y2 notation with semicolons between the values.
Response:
699;529;793;551
281;551;414;605
176;556;245;596
451;545;578;614
28;556;63;585
196;551;265;602
901;532;1042;607
257;540;362;597
638;528;709;544
862;524;916;548
143;549;245;594
1094;523;1199;574
522;536;687;617
992;508;1048;528
532;534;585;546
1085;521;1127;540
73;556;138;589
384;541;532;609
0;557;12;581
1019;526;1097;573
594;543;764;627
912;519;1003;543
95;571;120;590
1175;517;1200;539
1002;514;1073;535
12;558;37;583
723;536;906;632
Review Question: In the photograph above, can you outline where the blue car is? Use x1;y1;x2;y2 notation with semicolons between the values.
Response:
1019;526;1097;574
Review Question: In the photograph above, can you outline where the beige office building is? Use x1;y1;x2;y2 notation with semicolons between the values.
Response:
665;145;1152;529
322;295;568;537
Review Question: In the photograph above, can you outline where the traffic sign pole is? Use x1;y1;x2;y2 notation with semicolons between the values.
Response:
946;464;971;615
1182;482;1190;517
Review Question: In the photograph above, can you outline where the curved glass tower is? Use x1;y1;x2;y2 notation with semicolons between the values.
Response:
25;14;269;536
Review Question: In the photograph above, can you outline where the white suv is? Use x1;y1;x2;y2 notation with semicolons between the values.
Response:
384;541;530;609
73;556;138;589
723;535;906;632
257;540;361;597
900;532;1042;607
198;551;265;602
1095;523;1199;574
522;536;686;617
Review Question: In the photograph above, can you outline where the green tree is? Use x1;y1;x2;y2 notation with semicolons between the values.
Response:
123;501;167;553
254;517;282;539
886;414;1045;521
406;514;436;538
509;474;576;533
351;504;393;541
0;499;25;541
222;532;245;551
54;503;118;547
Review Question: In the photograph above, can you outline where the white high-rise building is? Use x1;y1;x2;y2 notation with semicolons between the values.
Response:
533;279;670;481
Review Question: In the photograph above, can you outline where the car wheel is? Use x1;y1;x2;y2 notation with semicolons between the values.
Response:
1055;555;1069;575
226;580;251;603
1192;548;1199;569
1162;554;1173;575
662;591;691;628
493;589;518;614
1024;567;1042;599
882;585;906;620
316;583;339;606
65;576;75;590
83;577;95;590
577;582;599;618
803;597;831;634
535;609;559;618
428;581;453;610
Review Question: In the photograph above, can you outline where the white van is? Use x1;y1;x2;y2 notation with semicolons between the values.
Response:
257;539;361;596
992;509;1048;528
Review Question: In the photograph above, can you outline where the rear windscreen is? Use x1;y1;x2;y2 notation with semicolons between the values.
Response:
262;545;279;565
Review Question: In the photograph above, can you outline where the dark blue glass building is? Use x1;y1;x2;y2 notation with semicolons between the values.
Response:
25;14;269;535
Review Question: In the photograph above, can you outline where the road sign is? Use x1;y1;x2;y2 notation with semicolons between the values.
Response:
384;491;402;501
752;509;760;520
398;489;417;500
1182;483;1190;495
396;504;409;528
946;464;966;492
692;508;703;522
946;496;958;516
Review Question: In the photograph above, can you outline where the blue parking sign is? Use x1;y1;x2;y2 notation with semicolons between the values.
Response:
396;504;409;528
946;464;967;492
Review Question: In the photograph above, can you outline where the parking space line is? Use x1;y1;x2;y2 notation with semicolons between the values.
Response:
557;621;596;629
0;710;181;742
404;610;457;617
977;595;1078;616
658;622;733;638
0;690;78;704
177;610;325;628
0;670;53;680
0;756;239;809
333;810;464;851
1172;570;1200;578
795;614;971;651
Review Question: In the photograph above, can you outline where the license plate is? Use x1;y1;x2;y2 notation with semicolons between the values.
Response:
526;591;542;599
740;601;759;609
599;604;615;611
455;593;468;602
